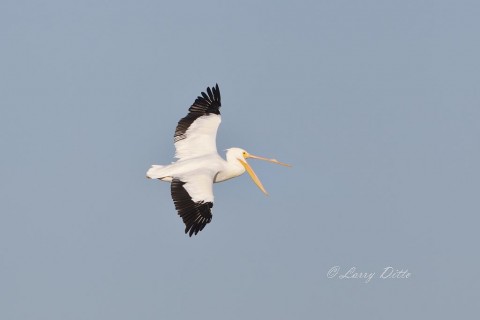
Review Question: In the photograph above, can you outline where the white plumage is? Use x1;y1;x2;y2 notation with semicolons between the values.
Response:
174;114;221;160
147;84;290;236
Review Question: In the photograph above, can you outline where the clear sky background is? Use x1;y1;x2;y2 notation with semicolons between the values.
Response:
1;1;479;319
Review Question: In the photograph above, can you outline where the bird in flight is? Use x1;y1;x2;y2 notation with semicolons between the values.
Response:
147;84;290;236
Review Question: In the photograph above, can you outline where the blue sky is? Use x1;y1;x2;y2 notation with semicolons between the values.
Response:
1;1;479;319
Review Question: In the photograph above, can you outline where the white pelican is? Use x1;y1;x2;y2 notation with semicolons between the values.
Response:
146;84;290;236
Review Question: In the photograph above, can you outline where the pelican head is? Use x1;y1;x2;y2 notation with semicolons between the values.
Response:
226;147;291;195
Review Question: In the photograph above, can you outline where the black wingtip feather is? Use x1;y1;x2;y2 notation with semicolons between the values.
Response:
192;84;221;113
174;84;222;143
171;179;213;237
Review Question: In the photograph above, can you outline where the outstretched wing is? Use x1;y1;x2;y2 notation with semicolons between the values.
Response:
174;84;222;160
171;176;214;237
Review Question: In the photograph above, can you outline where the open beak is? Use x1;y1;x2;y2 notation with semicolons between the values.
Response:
245;153;291;167
239;153;291;195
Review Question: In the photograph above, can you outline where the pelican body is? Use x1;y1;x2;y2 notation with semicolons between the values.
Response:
147;84;290;236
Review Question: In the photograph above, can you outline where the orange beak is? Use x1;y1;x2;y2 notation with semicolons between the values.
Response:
239;153;291;195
